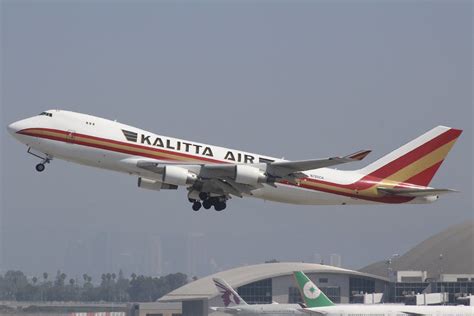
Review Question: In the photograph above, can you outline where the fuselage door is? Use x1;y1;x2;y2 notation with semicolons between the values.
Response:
66;129;76;143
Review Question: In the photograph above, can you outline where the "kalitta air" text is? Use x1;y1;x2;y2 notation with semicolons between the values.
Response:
138;134;256;163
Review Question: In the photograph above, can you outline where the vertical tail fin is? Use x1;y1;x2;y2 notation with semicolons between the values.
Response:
293;271;334;308
213;278;247;307
359;126;462;186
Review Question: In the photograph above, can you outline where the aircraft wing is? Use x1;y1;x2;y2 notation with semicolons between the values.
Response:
206;178;260;198
134;149;370;197
135;160;259;197
265;150;371;179
377;187;458;197
136;149;370;177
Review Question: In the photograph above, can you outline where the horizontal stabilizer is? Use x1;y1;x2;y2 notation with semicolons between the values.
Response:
300;308;328;315
209;307;241;313
377;187;458;197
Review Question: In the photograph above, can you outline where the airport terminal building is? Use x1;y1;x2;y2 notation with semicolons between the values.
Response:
149;262;389;316
129;262;473;316
129;222;474;316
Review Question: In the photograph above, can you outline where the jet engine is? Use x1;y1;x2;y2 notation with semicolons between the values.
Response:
162;165;197;186
138;177;178;191
234;165;266;185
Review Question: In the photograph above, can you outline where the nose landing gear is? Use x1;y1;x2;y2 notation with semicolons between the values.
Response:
28;147;52;173
35;163;46;172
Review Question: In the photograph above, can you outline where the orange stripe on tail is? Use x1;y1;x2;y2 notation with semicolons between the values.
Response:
359;126;462;187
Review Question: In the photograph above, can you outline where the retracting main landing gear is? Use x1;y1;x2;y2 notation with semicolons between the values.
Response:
27;147;52;173
189;199;202;212
188;192;228;212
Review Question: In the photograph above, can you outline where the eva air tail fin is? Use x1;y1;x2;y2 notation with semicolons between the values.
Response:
293;271;334;308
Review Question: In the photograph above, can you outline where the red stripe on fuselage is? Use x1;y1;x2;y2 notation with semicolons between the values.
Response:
280;181;413;204
18;128;223;163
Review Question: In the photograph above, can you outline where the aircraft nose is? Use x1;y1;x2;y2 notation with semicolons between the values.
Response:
7;121;21;135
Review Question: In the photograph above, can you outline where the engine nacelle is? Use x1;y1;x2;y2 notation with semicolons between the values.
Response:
234;165;266;185
138;177;178;191
162;165;197;186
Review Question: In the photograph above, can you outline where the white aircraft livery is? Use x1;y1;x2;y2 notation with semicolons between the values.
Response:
293;271;473;316
211;277;303;315
7;110;462;211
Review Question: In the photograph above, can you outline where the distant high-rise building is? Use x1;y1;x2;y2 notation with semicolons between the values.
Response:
186;233;208;277
88;232;111;277
209;257;220;274
330;253;342;267
149;234;163;276
64;239;89;277
313;253;322;264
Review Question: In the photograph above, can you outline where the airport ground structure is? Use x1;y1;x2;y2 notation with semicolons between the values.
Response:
159;262;387;313
132;221;474;316
127;261;474;316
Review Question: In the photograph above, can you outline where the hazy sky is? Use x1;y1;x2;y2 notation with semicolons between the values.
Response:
1;0;472;277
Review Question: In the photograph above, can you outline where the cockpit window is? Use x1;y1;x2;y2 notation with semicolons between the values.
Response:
39;112;53;117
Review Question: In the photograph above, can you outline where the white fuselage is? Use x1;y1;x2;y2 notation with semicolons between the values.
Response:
216;304;303;316
305;304;474;316
7;110;435;205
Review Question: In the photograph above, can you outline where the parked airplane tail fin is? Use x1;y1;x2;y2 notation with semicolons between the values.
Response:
213;278;248;307
293;271;335;308
358;126;462;186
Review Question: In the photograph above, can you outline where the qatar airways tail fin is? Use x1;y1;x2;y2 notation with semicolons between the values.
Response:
213;278;247;307
358;126;462;186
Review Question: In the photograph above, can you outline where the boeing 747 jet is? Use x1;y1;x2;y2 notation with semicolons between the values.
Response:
7;110;462;211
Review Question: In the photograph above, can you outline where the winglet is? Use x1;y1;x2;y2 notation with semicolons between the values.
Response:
344;150;372;161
